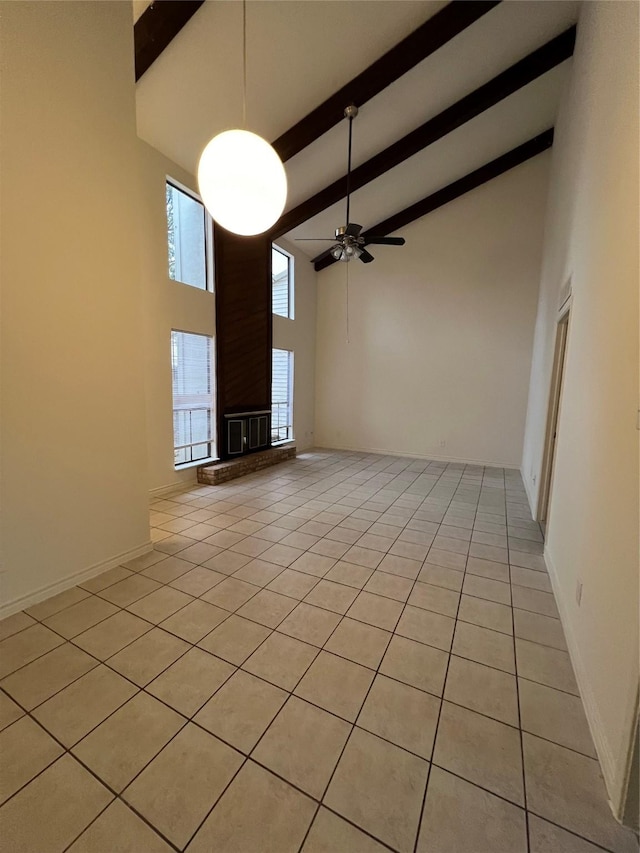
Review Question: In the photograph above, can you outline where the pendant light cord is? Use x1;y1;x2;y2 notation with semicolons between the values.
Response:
242;0;247;129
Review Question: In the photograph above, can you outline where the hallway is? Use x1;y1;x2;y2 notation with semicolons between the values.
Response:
0;450;637;852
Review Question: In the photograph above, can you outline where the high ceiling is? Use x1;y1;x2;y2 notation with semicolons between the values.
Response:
135;1;579;262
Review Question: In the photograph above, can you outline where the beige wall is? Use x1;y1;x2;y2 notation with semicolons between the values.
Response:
521;1;639;815
272;238;317;450
0;2;150;614
137;141;216;494
314;153;550;466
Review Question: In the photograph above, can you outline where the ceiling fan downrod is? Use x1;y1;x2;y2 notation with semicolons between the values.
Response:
297;101;405;265
344;104;358;229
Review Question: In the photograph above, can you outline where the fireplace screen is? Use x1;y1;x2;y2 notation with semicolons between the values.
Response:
224;411;270;457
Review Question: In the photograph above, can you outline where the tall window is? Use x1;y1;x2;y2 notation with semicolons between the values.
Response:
272;348;293;442
272;245;293;318
171;331;214;465
166;181;209;290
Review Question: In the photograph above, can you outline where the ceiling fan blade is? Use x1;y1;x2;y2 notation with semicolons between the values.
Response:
311;246;338;264
296;238;336;241
365;236;406;246
345;223;362;237
359;249;375;264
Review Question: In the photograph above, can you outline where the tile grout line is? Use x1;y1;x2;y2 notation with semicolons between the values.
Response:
175;469;412;851
411;461;482;853
505;470;534;853
0;575;552;711
295;460;463;853
0;549;561;683
0;680;186;853
0;482;560;708
1;564;573;734
176;562;372;853
63;577;355;853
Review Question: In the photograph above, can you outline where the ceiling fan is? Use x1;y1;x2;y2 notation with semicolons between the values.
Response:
297;105;405;264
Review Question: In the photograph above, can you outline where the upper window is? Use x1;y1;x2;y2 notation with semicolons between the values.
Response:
272;245;294;319
166;181;209;290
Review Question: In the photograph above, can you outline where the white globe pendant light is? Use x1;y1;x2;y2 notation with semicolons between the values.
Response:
197;1;287;236
198;129;287;236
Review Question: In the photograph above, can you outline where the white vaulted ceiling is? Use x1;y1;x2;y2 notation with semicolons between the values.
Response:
135;0;579;260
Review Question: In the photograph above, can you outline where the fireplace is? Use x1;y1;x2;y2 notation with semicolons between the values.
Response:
223;410;271;459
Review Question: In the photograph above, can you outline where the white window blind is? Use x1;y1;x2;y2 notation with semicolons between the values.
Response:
272;348;293;442
171;331;214;465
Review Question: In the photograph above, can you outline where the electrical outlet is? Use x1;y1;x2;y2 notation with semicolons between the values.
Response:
576;579;583;606
439;440;446;448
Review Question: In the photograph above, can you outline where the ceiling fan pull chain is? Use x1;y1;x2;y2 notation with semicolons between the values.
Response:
346;262;350;345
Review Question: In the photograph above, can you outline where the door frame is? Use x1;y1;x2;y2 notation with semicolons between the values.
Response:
537;300;571;532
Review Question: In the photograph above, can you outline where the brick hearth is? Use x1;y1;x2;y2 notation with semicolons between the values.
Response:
197;443;296;485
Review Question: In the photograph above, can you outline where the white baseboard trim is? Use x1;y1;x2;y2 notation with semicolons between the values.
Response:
314;442;519;469
148;479;197;500
521;466;538;519
544;547;621;815
0;541;153;620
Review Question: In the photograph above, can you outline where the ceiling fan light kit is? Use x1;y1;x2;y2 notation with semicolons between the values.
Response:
197;0;287;236
331;229;363;262
297;104;405;264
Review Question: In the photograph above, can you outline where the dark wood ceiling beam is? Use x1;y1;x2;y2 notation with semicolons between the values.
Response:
313;129;554;271
135;0;205;82
273;27;575;240
272;0;501;162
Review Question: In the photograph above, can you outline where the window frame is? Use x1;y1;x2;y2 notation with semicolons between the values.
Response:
271;243;294;320
170;329;216;468
271;347;294;444
166;177;214;293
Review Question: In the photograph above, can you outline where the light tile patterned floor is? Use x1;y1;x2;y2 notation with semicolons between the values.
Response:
0;449;638;852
